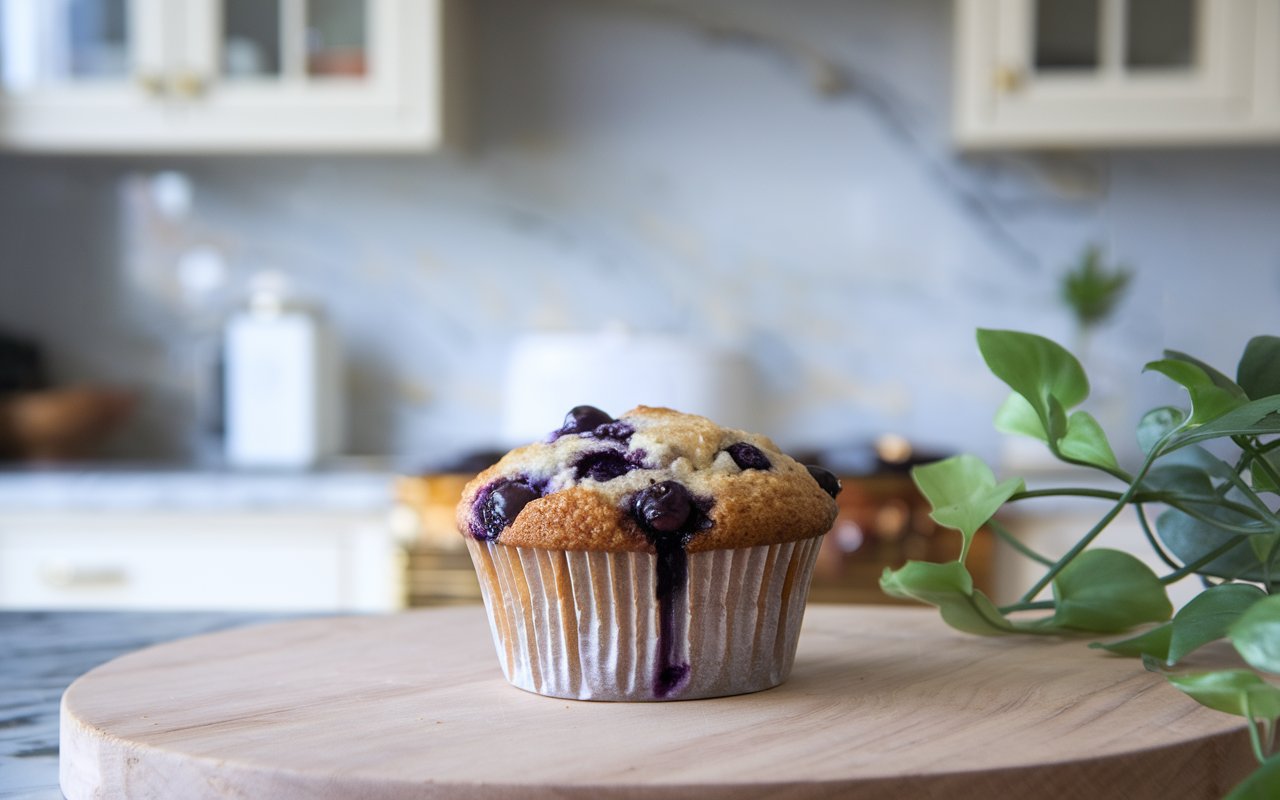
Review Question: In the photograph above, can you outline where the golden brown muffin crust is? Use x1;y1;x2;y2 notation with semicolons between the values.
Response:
456;406;837;552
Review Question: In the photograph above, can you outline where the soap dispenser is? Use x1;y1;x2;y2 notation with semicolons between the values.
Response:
223;272;343;469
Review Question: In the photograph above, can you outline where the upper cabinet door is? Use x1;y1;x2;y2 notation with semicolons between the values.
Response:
955;0;1276;148
0;0;452;152
0;0;174;148
173;0;446;150
1258;0;1280;127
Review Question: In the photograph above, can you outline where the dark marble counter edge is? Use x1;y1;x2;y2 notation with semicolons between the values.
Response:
0;611;305;800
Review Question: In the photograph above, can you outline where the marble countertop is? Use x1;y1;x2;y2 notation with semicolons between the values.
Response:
0;459;398;512
1;611;298;799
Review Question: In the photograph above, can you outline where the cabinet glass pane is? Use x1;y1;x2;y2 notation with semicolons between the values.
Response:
307;0;366;78
1034;0;1100;71
1126;0;1195;69
0;0;129;90
223;0;281;78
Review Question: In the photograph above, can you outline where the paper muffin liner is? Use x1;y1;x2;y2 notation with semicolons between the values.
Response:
465;534;824;701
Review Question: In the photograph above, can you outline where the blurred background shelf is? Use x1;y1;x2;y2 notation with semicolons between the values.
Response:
396;471;995;609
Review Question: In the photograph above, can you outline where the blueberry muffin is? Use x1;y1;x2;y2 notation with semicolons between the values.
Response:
457;405;840;701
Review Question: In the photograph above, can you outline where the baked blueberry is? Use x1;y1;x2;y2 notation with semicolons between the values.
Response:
477;479;539;540
632;481;694;534
806;465;842;499
555;405;613;438
574;450;633;482
592;421;635;441
726;442;771;471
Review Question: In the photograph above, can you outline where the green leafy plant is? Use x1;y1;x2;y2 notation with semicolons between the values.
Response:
1061;244;1133;331
880;329;1280;798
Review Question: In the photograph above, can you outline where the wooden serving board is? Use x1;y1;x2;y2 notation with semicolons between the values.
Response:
61;605;1255;799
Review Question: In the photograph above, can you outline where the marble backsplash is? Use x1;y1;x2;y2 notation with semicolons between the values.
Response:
1;0;1278;466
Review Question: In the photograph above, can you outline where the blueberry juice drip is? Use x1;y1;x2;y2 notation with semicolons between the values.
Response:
631;480;706;699
652;535;691;699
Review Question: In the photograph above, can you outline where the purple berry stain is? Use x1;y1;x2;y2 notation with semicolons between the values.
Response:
806;465;842;498
574;450;634;483
726;442;771;471
632;481;704;699
474;479;540;540
652;534;691;698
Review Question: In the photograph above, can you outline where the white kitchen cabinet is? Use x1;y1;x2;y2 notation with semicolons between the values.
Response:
0;0;454;151
954;0;1280;148
0;510;406;611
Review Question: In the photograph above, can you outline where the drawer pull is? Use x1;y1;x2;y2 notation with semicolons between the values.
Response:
41;562;129;589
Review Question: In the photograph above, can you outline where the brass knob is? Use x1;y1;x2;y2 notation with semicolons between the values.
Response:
995;65;1025;94
137;72;167;96
172;72;207;98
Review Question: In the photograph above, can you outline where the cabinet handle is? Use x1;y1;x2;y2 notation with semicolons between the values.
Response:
41;562;129;589
137;73;167;97
995;66;1024;94
172;72;208;98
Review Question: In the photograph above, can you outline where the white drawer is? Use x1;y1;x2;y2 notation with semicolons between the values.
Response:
0;512;402;612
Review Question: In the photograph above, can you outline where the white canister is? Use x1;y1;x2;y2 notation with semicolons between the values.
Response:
223;277;342;468
501;329;755;446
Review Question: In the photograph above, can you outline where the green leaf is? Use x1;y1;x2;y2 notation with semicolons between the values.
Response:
1139;463;1217;496
1231;595;1280;674
1156;444;1239;481
1249;535;1274;563
1156;506;1268;581
1164;349;1249;398
910;455;1024;560
1046;549;1172;633
1060;245;1132;328
1238;335;1280;401
1166;584;1267;666
879;561;1014;636
1090;623;1172;659
1164;396;1280;452
994;393;1047;440
1251;451;1280;494
1137;406;1187;455
1223;753;1280;800
1144;359;1247;426
1166;669;1280;721
977;329;1088;444
1057;410;1120;471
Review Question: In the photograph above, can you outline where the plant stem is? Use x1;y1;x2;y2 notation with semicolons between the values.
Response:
1239;436;1280;492
1018;446;1164;604
1008;488;1124;502
1135;493;1275;527
1217;443;1276;518
1268;537;1280;595
1244;696;1268;764
1009;488;1272;528
1160;501;1275;536
1134;503;1183;572
998;599;1056;614
987;518;1055;566
1051;452;1135;484
1159;535;1246;584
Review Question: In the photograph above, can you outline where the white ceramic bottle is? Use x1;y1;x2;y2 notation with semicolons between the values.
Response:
223;273;343;469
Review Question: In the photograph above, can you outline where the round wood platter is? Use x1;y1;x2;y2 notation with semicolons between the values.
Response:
61;605;1255;799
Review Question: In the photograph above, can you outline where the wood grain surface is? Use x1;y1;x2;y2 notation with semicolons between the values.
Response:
60;605;1256;799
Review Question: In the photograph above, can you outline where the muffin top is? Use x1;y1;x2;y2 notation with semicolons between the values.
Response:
456;405;840;553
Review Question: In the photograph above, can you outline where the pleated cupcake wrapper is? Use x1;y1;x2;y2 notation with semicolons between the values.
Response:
465;534;824;701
